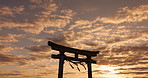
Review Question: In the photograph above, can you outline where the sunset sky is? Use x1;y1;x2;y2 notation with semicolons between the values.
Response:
0;0;148;78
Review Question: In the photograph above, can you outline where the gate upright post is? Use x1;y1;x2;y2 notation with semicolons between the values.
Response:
58;51;65;78
87;56;92;78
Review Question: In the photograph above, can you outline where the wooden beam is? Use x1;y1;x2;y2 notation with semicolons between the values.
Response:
75;53;78;58
87;56;92;78
51;54;97;64
58;52;64;78
48;41;99;56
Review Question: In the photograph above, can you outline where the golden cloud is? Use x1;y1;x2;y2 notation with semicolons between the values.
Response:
98;5;148;24
0;0;75;34
0;45;13;53
0;34;25;43
0;6;24;16
29;38;45;42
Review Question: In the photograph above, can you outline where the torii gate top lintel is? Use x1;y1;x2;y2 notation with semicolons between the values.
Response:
48;41;99;56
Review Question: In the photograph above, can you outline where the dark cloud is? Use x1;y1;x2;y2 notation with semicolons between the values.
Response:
92;70;104;74
117;67;148;72
0;54;16;65
24;45;51;53
0;72;23;78
0;52;51;66
0;73;22;76
95;44;148;66
17;55;50;66
46;34;70;46
106;45;148;53
64;72;76;75
0;45;13;53
129;67;148;70
117;72;148;75
83;42;98;47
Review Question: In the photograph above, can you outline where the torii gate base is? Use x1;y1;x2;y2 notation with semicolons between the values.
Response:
48;41;99;78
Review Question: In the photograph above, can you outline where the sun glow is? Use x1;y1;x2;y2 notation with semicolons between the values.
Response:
93;65;125;78
95;65;119;73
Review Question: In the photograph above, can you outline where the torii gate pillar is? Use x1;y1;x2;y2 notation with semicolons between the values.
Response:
87;56;92;78
58;51;65;78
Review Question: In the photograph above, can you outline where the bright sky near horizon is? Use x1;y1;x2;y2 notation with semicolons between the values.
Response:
0;0;148;78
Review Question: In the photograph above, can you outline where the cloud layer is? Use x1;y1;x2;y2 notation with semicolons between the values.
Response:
0;0;147;78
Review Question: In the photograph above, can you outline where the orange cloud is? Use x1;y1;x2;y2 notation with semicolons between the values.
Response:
29;38;45;42
30;0;58;11
0;0;76;34
0;45;13;53
0;6;24;16
43;30;56;34
0;34;25;43
98;5;148;24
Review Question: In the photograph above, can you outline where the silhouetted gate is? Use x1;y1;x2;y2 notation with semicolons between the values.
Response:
48;41;99;78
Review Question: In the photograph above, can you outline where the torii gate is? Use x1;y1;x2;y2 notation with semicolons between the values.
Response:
48;41;99;78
